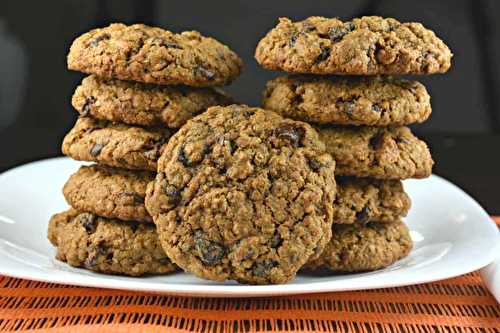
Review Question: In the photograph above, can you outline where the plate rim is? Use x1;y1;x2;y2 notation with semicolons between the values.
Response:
0;157;499;297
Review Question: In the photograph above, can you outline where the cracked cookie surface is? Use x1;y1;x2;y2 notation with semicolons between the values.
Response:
317;125;433;179
304;220;412;272
262;76;431;126
72;75;233;128
334;177;410;224
145;105;336;284
255;16;452;75
68;23;243;87
63;165;155;223
48;209;176;276
62;117;174;171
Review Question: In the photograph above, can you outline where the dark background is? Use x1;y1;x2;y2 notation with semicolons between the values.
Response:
0;0;499;213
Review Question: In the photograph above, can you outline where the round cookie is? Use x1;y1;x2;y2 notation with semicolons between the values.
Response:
72;75;234;129
62;117;174;171
48;209;176;276
255;16;452;75
334;177;411;224
304;220;412;272
317;125;433;179
63;165;155;223
68;23;243;87
145;105;336;284
262;76;431;126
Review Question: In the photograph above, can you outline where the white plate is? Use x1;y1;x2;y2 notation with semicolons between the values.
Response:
0;157;499;297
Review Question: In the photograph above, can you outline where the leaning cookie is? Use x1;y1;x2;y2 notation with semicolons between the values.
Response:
72;75;234;128
262;76;431;126
334;177;411;224
62;117;174;171
304;220;412;272
317;125;433;179
68;23;243;87
48;209;177;276
63;165;155;223
255;16;452;75
146;105;336;284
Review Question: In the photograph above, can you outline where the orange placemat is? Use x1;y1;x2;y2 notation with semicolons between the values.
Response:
1;219;499;333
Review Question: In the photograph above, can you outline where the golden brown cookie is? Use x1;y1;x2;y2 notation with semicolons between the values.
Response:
72;75;233;128
145;105;336;284
48;209;177;276
262;76;431;126
68;23;243;87
255;16;452;75
63;165;155;223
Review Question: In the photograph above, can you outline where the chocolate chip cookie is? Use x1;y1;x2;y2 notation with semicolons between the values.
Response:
255;16;452;75
72;75;234;128
317;125;433;179
334;177;410;224
262;76;431;126
68;23;243;87
48;209;176;276
62;117;174;171
63;165;154;223
304;220;412;272
145;105;336;284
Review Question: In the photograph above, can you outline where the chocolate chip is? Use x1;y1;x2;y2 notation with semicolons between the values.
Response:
163;184;181;206
78;213;97;234
328;22;354;42
289;33;297;47
194;231;225;266
369;133;385;150
177;144;191;166
152;37;183;49
90;33;111;47
315;47;331;64
81;96;96;116
372;104;383;113
356;206;371;224
274;124;306;147
194;66;215;81
308;158;322;171
90;143;104;157
106;252;114;261
228;140;237;154
253;260;277;278
159;257;171;265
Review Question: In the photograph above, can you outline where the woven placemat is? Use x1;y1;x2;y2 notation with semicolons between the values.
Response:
0;219;498;332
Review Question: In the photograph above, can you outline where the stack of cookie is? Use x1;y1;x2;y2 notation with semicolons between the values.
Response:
256;16;452;272
48;23;242;276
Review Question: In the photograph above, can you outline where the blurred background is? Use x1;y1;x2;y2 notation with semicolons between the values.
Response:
0;0;499;213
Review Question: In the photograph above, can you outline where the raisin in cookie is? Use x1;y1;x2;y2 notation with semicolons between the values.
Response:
262;76;431;126
48;209;176;276
62;117;174;171
145;105;336;284
318;125;433;179
255;16;452;75
72;75;233;128
68;23;243;87
63;165;154;223
304;220;412;272
334;177;410;224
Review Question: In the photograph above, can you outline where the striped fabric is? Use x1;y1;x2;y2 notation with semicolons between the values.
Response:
0;218;498;332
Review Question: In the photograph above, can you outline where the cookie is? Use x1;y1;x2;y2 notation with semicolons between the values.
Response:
334;177;410;224
72;75;234;128
63;165;154;223
317;125;433;179
262;76;431;126
62;117;174;171
68;23;243;87
145;105;336;284
48;209;176;276
305;220;412;272
255;16;452;75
